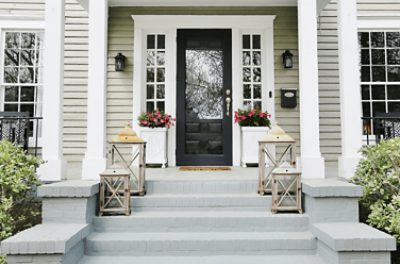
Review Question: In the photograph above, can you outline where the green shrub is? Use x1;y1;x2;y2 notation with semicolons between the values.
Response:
0;140;43;262
351;137;400;244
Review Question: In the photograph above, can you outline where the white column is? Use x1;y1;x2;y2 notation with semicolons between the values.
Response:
82;0;108;180
337;0;363;179
37;0;67;181
297;0;325;178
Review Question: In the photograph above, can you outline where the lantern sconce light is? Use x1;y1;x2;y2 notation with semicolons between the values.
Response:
282;50;293;69
115;52;126;72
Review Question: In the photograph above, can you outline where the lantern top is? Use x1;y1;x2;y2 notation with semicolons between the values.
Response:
259;123;295;143
114;122;144;143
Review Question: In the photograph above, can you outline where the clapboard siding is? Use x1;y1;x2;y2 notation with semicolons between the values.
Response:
107;6;301;159
63;0;88;169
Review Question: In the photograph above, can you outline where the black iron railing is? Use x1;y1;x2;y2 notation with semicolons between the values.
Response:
0;115;42;156
362;115;400;145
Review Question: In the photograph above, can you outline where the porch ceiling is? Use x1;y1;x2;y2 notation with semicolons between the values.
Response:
108;0;297;6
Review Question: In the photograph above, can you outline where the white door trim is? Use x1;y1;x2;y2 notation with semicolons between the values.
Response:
132;15;276;166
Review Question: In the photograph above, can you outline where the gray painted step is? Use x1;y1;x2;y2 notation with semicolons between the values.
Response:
145;180;258;194
79;254;328;264
86;231;317;255
93;211;309;232
132;194;271;211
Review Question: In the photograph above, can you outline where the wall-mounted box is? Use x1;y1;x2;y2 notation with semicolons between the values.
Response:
281;88;297;108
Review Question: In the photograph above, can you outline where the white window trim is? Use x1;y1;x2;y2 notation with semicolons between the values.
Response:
358;18;400;144
132;15;276;166
0;19;44;148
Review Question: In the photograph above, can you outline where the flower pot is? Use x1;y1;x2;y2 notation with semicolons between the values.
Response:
139;127;168;168
241;126;269;167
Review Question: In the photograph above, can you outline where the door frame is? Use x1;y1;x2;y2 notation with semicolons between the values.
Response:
132;15;276;166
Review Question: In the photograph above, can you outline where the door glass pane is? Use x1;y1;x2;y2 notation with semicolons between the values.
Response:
185;50;223;119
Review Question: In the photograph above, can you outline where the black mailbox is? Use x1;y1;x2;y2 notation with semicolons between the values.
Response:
281;88;297;108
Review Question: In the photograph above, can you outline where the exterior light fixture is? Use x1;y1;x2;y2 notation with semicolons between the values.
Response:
282;50;293;69
115;52;126;71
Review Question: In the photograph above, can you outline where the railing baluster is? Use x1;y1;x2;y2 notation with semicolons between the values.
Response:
0;116;42;156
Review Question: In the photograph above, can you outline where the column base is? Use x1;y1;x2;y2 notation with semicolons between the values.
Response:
82;157;107;180
338;155;361;179
297;156;325;179
37;159;67;182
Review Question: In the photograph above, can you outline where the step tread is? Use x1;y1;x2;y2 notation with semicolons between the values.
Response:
95;211;303;218
87;231;315;241
79;254;327;264
134;194;270;198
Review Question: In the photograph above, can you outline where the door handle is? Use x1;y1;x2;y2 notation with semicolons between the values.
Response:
225;89;231;116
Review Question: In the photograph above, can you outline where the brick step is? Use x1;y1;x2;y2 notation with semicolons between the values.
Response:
85;231;317;255
131;194;271;211
93;211;309;232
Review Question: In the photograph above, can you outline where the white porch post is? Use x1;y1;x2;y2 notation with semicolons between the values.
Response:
82;0;108;180
297;0;325;178
337;0;362;179
37;0;67;181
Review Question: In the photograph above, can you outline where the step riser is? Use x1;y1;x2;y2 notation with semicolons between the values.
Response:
94;217;309;232
86;240;317;255
132;206;267;212
145;181;258;194
131;196;271;210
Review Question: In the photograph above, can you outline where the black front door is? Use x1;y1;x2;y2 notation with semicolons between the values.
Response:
176;29;232;166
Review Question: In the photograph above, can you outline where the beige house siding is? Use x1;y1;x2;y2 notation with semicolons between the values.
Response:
63;0;88;167
107;6;301;160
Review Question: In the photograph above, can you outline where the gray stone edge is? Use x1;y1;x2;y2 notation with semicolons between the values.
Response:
38;180;99;198
0;224;90;255
311;223;397;252
302;179;363;198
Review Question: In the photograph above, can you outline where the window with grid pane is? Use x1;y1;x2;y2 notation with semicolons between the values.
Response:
1;31;43;136
242;34;262;110
145;34;165;112
359;31;400;135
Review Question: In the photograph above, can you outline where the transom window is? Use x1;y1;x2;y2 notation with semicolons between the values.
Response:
145;34;165;112
359;31;400;134
1;31;43;118
242;34;262;110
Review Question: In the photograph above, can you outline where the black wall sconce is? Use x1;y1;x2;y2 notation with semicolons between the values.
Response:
282;50;293;69
115;52;126;71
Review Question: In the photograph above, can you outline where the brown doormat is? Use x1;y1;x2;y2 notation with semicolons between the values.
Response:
179;166;232;171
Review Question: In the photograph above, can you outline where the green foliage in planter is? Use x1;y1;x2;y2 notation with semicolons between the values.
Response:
0;140;42;242
351;137;400;244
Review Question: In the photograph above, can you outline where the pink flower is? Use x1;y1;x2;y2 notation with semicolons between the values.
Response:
248;111;254;117
240;115;246;120
259;112;266;118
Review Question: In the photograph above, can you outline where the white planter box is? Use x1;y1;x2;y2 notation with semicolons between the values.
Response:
139;127;168;168
241;126;269;167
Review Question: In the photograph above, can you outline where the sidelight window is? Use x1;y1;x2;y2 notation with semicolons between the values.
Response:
145;34;166;112
242;34;262;110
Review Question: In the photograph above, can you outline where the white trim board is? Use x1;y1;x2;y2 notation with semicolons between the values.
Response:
132;15;276;167
112;0;295;6
358;17;400;30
